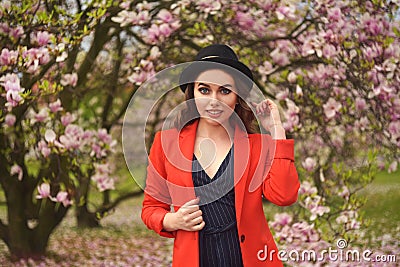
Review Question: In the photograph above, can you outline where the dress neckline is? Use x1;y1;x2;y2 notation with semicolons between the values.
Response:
193;146;233;180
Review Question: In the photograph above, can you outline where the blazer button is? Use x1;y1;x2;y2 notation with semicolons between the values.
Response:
240;235;245;243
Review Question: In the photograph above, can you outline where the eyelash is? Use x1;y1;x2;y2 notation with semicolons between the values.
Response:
198;87;232;95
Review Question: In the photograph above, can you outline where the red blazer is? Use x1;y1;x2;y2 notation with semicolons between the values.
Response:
141;120;300;267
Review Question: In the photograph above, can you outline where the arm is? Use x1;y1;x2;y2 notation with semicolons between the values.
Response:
141;131;176;238
262;139;300;206
141;132;205;236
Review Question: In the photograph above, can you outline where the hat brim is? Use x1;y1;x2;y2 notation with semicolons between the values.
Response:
179;58;254;93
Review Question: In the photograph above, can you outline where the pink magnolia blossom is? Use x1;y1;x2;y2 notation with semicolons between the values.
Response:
111;10;134;27
144;24;160;44
258;61;274;82
36;183;50;199
275;5;296;20
50;191;72;207
287;72;297;83
283;99;300;132
91;143;106;158
323;97;342;119
112;10;150;27
59;124;84;150
299;180;318;195
157;9;174;23
295;84;303;96
61;112;76;126
4;113;16;126
270;212;293;228
22;47;50;72
338;185;350;200
158;23;173;37
37;140;51;157
60;73;78;87
304;195;331;221
32;107;49;124
302;157;317;172
362;43;383;62
91;163;115;192
6;90;23;107
9;25;24;40
327;7;342;21
322;44;337;59
270;48;290;66
45;129;57;143
32;31;51;46
355;97;367;112
1;73;24;107
98;129;112;144
235;11;255;30
0;48;18;66
354;116;369;131
136;10;151;25
10;164;23;181
195;0;222;15
149;46;161;60
95;176;115;192
276;88;289;101
361;13;383;35
128;60;155;85
49;99;63;113
388;121;400;141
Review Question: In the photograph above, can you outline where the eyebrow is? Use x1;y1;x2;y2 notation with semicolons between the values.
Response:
198;82;233;88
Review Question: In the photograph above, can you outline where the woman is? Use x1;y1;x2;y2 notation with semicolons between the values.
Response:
141;44;300;267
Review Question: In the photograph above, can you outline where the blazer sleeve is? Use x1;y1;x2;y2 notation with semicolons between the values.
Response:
262;139;300;206
141;131;176;238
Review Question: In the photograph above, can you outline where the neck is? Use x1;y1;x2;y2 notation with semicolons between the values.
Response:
196;119;235;141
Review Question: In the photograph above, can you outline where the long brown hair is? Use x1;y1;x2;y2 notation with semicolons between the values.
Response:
174;68;258;133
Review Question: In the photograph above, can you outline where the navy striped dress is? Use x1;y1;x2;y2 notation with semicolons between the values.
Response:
192;146;244;267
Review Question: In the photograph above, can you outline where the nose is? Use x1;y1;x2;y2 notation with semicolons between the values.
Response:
208;92;220;106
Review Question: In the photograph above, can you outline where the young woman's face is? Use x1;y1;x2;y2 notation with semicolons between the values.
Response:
193;69;238;126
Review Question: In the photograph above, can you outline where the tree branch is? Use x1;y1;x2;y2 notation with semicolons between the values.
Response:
96;190;143;215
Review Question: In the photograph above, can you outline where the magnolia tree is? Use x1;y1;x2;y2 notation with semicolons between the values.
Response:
0;0;121;258
1;0;399;261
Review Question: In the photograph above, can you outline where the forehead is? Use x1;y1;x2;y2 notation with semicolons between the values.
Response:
195;69;235;86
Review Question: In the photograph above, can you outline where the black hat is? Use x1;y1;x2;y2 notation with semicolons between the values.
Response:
179;44;254;93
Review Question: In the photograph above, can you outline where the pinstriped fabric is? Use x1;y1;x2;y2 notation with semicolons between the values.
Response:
192;146;244;267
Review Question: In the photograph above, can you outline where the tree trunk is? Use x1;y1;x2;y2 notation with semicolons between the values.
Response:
76;205;100;228
2;178;68;260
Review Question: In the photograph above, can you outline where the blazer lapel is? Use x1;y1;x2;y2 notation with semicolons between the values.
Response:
233;124;250;229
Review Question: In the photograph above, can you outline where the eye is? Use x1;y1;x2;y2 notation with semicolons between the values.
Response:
198;87;209;94
220;88;232;95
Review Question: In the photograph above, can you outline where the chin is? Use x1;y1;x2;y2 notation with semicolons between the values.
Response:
200;116;229;127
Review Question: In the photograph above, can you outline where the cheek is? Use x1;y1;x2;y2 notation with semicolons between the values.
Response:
224;95;238;110
194;97;207;111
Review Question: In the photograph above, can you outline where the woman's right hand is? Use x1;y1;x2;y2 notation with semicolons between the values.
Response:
162;197;205;232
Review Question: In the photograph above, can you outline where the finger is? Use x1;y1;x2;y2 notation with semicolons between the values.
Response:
190;215;203;226
182;197;200;208
250;101;258;107
187;209;202;220
262;101;268;110
192;221;206;231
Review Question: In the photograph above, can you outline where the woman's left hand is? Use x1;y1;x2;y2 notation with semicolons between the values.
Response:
251;99;283;133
